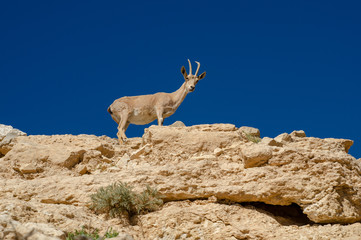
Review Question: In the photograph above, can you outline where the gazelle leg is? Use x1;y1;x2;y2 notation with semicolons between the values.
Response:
155;108;164;126
117;113;129;143
124;122;130;132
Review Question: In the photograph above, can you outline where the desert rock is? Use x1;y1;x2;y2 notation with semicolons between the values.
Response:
1;124;361;239
0;124;27;156
241;143;273;168
169;121;186;127
239;126;261;137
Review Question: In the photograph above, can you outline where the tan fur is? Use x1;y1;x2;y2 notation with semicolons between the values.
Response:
108;60;206;143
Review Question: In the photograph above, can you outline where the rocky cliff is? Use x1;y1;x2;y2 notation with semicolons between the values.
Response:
1;123;361;239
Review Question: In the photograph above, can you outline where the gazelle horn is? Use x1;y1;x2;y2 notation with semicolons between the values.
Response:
188;59;192;75
195;61;200;76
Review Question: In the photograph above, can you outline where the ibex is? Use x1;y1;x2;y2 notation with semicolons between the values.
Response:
108;59;206;143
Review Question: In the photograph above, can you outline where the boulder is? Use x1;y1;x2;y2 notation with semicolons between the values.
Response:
261;137;283;147
0;124;27;156
241;143;273;168
239;126;261;137
274;132;293;143
0;212;64;240
169;121;186;127
291;130;306;138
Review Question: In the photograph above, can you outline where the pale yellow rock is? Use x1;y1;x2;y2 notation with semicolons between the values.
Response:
1;135;119;174
169;121;186;127
140;200;361;240
0;124;361;239
241;143;273;168
213;147;223;156
20;163;41;174
274;132;293;143
143;124;239;154
77;165;88;175
130;144;151;160
117;153;130;167
261;137;282;147
0;124;27;156
291;130;306;138
324;138;354;153
190;155;216;161
239;126;261;137
0;213;64;240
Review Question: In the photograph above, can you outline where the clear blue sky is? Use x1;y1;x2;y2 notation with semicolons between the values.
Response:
1;1;360;158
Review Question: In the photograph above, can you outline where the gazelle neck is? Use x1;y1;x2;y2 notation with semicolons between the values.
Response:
171;82;188;110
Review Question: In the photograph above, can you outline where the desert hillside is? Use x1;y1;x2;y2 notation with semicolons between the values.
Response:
1;123;361;240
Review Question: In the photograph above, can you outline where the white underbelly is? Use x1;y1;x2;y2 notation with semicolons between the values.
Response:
128;108;157;125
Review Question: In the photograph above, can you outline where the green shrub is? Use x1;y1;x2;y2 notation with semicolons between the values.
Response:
66;226;118;240
243;132;261;143
135;185;164;214
89;181;163;218
103;228;120;238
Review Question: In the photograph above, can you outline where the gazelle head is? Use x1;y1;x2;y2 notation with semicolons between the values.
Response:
181;59;206;92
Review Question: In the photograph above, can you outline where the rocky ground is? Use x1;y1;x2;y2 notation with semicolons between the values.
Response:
0;123;361;240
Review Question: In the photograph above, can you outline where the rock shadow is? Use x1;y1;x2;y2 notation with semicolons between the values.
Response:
240;202;313;226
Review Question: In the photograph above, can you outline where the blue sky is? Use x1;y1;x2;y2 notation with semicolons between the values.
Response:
1;1;360;158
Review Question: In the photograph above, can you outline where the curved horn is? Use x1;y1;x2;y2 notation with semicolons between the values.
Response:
187;59;192;75
195;61;200;76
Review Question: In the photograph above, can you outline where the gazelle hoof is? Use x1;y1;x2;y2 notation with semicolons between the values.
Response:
118;138;128;144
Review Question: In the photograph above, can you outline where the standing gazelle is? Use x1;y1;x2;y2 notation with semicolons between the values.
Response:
107;59;206;143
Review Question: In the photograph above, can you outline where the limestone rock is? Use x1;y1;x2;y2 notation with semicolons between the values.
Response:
169;121;186;127
274;132;293;143
0;124;361;239
140;200;361;240
0;212;64;240
213;147;223;156
111;233;134;240
261;137;283;147
0;124;27;156
20;163;43;174
239;126;261;137
130;144;151;160
291;130;306;138
241;143;273;168
117;153;130;167
143;124;239;154
77;165;88;175
326;138;354;153
1;134;118;175
0;124;27;141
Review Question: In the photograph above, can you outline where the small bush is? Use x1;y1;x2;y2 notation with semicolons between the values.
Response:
243;132;261;143
89;181;163;218
103;228;120;238
66;226;118;240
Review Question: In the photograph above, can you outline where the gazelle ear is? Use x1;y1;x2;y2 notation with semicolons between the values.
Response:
181;66;188;79
198;72;206;80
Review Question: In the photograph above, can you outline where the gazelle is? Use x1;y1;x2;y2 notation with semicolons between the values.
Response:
108;59;206;143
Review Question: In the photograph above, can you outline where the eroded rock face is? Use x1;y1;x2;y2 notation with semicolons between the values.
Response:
141;200;361;240
0;212;64;240
0;124;27;156
1;134;119;176
0;124;27;140
241;143;273;168
0;124;361;239
142;124;239;154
